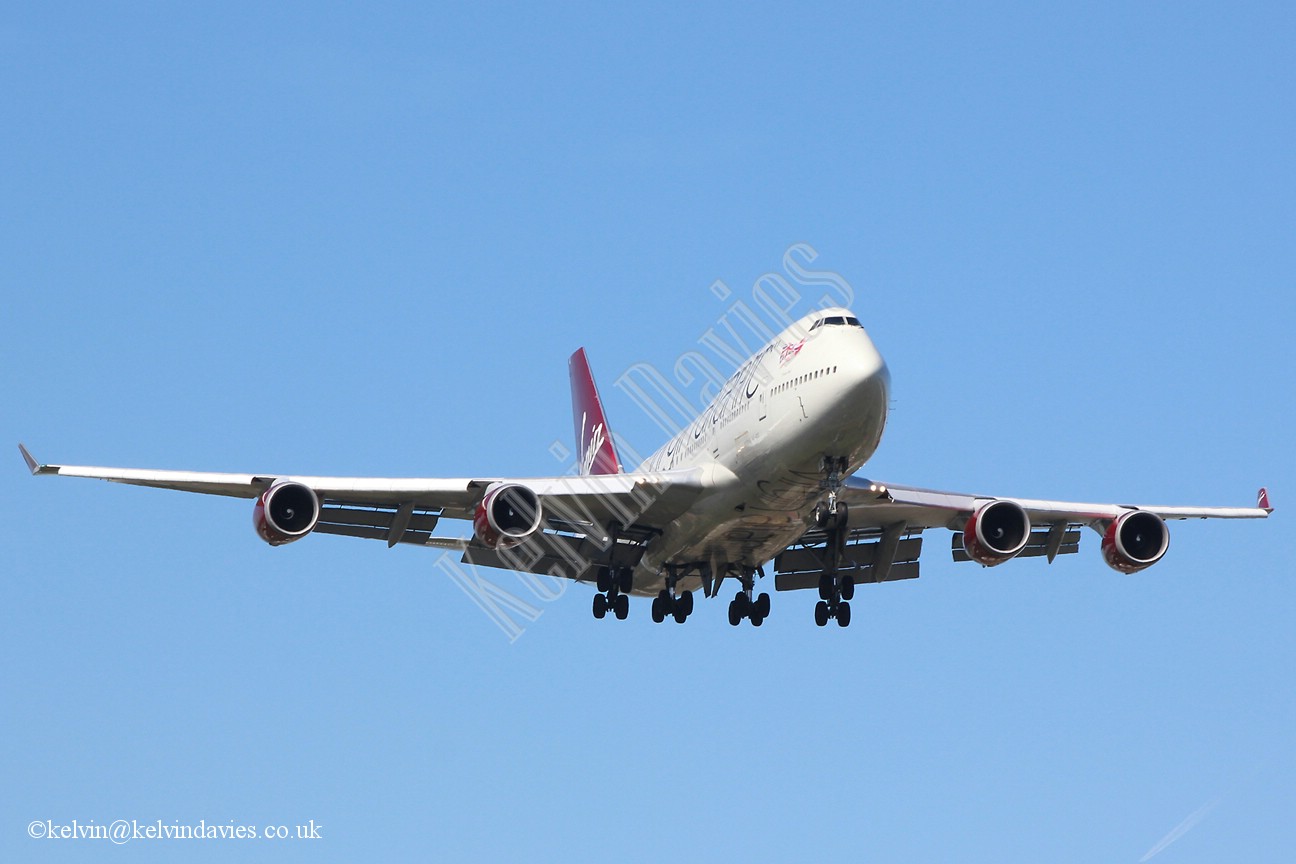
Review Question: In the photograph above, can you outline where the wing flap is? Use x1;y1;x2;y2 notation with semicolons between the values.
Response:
313;502;443;546
951;526;1082;563
461;532;639;583
774;532;924;591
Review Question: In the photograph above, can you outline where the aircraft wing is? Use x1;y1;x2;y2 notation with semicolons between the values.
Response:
839;476;1273;527
18;444;708;575
773;475;1271;592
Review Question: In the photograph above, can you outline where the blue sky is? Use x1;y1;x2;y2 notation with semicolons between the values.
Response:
3;2;1293;861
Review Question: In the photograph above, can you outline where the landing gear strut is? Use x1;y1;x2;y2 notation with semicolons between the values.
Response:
727;567;771;627
593;565;632;621
651;564;694;624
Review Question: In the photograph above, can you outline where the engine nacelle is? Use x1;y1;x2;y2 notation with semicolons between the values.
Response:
253;481;321;546
1102;510;1169;573
473;482;542;549
963;499;1032;566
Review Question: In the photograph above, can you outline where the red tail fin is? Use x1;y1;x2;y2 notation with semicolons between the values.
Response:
569;348;622;475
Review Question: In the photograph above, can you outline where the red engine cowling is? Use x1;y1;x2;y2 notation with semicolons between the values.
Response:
473;483;542;549
253;481;321;546
1102;511;1169;573
963;499;1032;566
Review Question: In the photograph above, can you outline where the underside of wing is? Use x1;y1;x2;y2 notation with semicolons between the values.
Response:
836;475;1269;573
773;475;1271;596
19;444;708;565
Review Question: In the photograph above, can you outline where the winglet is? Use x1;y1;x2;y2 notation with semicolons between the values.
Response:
1258;487;1274;514
18;443;39;474
18;443;59;476
568;348;622;476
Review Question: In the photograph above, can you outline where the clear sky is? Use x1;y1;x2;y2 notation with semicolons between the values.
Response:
3;2;1293;861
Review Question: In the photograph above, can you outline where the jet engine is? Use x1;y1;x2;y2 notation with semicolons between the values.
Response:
253;481;321;546
962;499;1032;566
473;482;543;549
1101;510;1169;573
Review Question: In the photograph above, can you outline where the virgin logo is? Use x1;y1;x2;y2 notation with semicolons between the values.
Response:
580;411;608;475
779;339;805;365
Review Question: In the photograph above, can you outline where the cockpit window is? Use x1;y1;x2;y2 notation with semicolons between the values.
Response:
811;315;862;331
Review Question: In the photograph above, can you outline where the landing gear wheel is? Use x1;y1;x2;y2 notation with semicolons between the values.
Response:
617;569;633;594
673;603;688;624
814;600;829;627
651;592;667;624
728;600;741;626
679;590;694;617
839;575;855;602
750;613;764;627
733;590;750;616
593;593;607;619
755;592;771;619
814;504;830;528
614;593;629;620
818;575;834;601
836;601;851;627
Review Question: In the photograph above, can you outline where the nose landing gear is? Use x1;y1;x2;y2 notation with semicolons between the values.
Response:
813;458;854;627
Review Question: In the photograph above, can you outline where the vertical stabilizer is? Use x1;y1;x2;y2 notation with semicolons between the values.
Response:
569;348;622;475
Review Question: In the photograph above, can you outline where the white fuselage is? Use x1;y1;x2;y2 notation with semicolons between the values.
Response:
632;307;890;594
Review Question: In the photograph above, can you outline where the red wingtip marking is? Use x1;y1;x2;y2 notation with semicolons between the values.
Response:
1258;487;1273;513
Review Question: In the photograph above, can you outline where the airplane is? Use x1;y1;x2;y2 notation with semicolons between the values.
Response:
19;307;1273;628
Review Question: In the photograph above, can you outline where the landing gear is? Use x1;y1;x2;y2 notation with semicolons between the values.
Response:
593;565;632;621
813;595;851;627
818;455;850;520
651;564;694;624
727;567;771;627
814;461;855;628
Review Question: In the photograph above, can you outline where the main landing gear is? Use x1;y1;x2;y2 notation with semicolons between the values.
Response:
651;564;694;624
814;456;854;628
727;567;771;627
592;565;632;621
